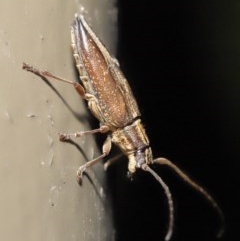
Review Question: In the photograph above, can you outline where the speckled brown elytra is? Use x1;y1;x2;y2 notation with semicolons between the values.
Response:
23;14;225;240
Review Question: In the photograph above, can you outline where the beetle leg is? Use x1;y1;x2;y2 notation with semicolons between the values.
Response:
77;136;112;184
22;62;86;99
103;153;124;171
59;125;109;141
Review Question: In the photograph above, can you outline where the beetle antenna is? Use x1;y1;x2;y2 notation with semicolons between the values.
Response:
153;157;225;238
141;164;174;241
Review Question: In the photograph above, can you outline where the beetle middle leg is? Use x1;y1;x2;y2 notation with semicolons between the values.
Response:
59;126;111;183
59;125;109;141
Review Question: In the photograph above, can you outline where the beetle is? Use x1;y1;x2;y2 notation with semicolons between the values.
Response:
23;14;224;241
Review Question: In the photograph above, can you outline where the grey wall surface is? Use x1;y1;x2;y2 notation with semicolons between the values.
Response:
0;1;117;240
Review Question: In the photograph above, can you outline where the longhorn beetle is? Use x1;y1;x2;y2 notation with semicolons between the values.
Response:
23;14;225;241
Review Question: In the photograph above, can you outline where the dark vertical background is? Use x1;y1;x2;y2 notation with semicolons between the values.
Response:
107;1;240;241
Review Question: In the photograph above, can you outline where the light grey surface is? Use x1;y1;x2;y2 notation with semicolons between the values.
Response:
0;0;117;240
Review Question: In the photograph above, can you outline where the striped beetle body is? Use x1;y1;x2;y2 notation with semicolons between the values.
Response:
71;16;152;174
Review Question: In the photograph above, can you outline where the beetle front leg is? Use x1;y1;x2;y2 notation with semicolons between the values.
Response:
77;136;112;184
103;153;124;171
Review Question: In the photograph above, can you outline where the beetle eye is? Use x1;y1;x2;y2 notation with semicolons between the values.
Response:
135;151;145;168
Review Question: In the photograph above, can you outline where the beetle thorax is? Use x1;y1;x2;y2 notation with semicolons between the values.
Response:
111;118;152;173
